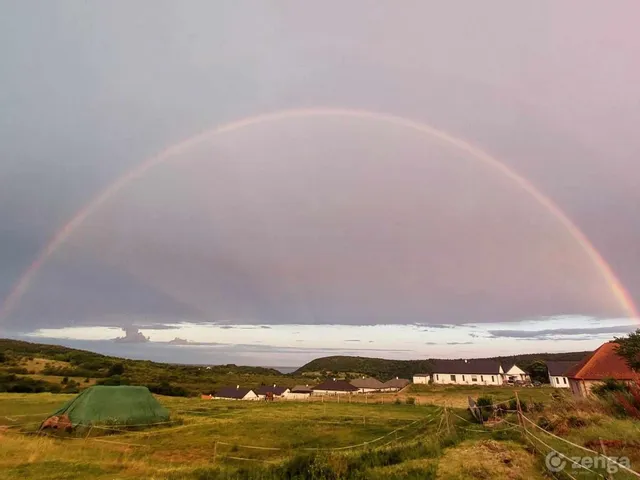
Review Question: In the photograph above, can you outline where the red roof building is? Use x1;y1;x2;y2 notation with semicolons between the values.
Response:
565;342;638;397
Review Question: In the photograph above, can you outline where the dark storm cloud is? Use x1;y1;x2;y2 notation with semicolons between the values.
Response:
487;325;636;339
1;2;639;340
113;327;149;344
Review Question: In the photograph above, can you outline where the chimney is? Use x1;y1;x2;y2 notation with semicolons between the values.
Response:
464;359;468;363
273;384;276;388
236;385;239;389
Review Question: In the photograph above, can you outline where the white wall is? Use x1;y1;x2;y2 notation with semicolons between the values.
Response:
242;391;259;400
312;389;353;395
549;375;570;388
413;375;429;384
432;373;502;385
283;392;311;399
505;365;530;382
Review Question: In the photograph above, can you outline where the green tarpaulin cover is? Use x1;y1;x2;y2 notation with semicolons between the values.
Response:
48;385;170;426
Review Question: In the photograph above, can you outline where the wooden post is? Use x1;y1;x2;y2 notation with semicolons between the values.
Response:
515;392;523;429
600;438;613;480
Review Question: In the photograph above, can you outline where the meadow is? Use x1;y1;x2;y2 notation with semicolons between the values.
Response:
4;386;640;479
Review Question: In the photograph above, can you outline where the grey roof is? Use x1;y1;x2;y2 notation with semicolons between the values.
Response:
383;378;411;388
291;385;313;393
547;360;580;377
312;380;358;392
255;385;289;396
214;386;254;399
431;359;502;375
350;377;385;389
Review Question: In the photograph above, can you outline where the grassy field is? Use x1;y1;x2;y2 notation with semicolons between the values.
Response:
405;384;562;408
2;389;639;479
0;392;544;479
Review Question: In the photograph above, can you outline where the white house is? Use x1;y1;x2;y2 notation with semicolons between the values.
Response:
255;385;290;399
312;379;359;395
213;386;258;401
504;364;531;383
350;377;385;393
413;374;430;385
431;359;504;385
381;377;411;392
546;361;578;388
284;385;313;399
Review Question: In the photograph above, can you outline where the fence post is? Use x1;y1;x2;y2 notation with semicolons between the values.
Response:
515;392;523;429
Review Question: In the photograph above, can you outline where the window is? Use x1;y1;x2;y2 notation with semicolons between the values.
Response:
563;377;567;384
436;375;439;380
462;375;465;381
491;376;495;382
556;377;560;384
471;376;477;382
450;375;455;382
480;375;484;381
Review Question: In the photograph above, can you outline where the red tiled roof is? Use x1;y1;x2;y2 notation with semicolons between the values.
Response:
565;342;638;381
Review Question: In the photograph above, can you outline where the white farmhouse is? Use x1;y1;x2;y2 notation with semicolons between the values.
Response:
412;374;430;384
431;359;504;385
546;361;578;388
213;386;259;401
350;377;385;393
504;364;531;383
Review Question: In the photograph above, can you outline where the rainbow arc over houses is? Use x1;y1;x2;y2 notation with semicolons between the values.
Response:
1;108;637;322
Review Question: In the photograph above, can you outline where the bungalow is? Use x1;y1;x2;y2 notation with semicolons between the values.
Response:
255;385;290;399
566;342;637;397
312;379;358;395
547;361;579;389
381;377;411;392
284;385;314;399
214;386;258;401
413;374;430;385
431;359;504;385
350;377;385;393
504;364;531;384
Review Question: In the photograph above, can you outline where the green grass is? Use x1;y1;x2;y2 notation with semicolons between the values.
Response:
406;384;562;408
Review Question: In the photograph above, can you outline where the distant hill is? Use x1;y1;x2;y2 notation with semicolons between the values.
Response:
0;338;294;396
294;351;591;381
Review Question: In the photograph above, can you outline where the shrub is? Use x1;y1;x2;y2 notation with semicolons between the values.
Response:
108;363;125;376
405;397;416;405
592;378;628;397
394;398;402;405
61;377;69;385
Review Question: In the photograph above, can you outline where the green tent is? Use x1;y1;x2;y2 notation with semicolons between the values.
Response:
44;385;170;428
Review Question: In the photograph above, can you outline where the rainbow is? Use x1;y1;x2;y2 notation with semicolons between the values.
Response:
1;107;637;322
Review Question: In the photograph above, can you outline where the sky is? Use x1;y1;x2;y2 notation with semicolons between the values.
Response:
1;1;639;366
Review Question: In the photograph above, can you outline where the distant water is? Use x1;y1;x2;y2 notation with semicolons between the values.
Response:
269;366;298;374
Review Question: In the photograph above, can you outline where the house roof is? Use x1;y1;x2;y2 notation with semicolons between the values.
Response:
312;380;358;392
431;359;502;375
565;342;637;381
547;360;581;377
291;385;313;393
214;386;254;399
255;385;289;396
350;377;385;389
383;378;411;388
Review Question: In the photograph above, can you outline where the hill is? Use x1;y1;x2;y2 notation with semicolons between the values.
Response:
0;338;297;396
294;351;591;382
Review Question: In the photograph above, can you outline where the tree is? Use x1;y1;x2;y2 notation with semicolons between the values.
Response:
108;363;125;376
615;330;640;372
526;360;549;384
0;351;5;363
